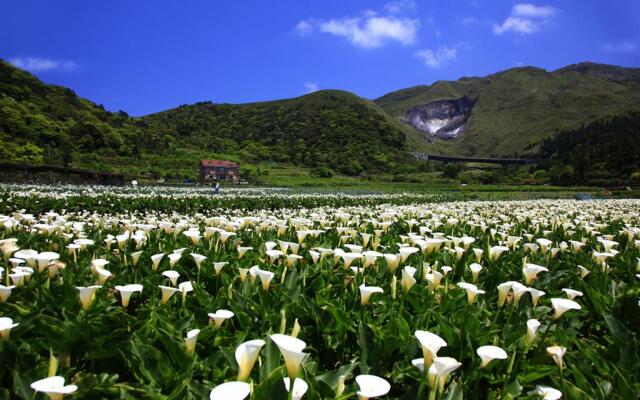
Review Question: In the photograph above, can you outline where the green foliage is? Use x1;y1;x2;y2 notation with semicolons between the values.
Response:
540;112;640;185
376;63;640;157
310;165;334;178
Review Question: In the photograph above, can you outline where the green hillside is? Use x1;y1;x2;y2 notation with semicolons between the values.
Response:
140;90;410;176
375;63;640;157
0;60;410;177
0;60;144;165
2;58;640;181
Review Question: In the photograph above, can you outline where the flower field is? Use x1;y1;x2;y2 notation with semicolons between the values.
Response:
0;186;639;399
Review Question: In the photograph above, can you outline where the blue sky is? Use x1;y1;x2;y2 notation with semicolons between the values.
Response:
2;0;639;116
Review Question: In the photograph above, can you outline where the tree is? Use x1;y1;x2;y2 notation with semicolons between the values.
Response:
13;143;45;164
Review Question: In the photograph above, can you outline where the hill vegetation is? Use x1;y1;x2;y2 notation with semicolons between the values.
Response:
0;60;411;178
375;63;640;157
1;59;640;187
539;112;640;186
0;61;143;165
140;91;410;176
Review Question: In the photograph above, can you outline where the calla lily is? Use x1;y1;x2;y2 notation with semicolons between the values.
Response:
399;246;419;262
209;381;251;400
237;246;252;259
362;251;382;268
77;285;101;311
308;250;320;264
533;385;562;400
529;288;545;307
286;254;303;267
355;374;390;400
415;330;447;367
384;253;401;272
536;238;553;254
0;285;15;303
235;339;266;381
185;328;201;355
511;282;529;305
0;317;19;341
159;285;180;304
13;249;38;268
94;266;112;285
497;281;514;307
428;356;462;391
115;284;143;308
477;345;508;367
266;249;284;264
426;270;444;292
469;263;482;282
208;309;234;329
342;252;362;268
577;265;590;279
162;270;180;286
238;268;249;283
411;358;425;372
489;246;508;261
168;253;182;268
270;334;307;381
523;263;548;284
525;319;541;346
562;288;583;300
131;251;143;267
401;266;417;292
283;377;308;400
256;269;274;291
30;376;78;400
550;298;581;319
192;253;207;270
546;345;566;369
457;282;485;304
151;253;165;270
213;262;228;276
473;248;483;263
35;252;59;272
359;284;383;305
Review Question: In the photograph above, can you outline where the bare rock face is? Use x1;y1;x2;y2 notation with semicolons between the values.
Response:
405;96;474;140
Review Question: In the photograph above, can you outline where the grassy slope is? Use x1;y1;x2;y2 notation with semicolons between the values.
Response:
375;63;640;157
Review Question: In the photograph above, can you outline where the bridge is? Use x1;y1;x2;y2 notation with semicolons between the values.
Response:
411;152;545;166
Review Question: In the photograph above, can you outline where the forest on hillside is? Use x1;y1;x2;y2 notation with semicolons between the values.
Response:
540;112;640;186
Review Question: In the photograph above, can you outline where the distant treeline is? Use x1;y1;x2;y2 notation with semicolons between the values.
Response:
540;112;640;185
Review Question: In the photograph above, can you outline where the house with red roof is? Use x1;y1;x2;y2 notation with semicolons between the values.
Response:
199;159;239;182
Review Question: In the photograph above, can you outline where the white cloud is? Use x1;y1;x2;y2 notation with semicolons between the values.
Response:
318;16;418;48
295;20;314;36
493;16;539;34
601;41;637;53
513;3;557;18
415;44;459;68
304;81;319;93
295;6;419;49
384;0;417;14
493;3;558;35
8;57;77;72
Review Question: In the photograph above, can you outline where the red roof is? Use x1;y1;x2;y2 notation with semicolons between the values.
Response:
200;159;239;168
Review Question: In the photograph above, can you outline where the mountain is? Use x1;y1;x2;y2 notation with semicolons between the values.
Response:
139;90;409;175
2;59;640;180
0;60;144;165
0;60;409;176
539;111;640;186
375;62;640;157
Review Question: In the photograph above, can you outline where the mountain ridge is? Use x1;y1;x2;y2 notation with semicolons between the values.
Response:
1;59;639;178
